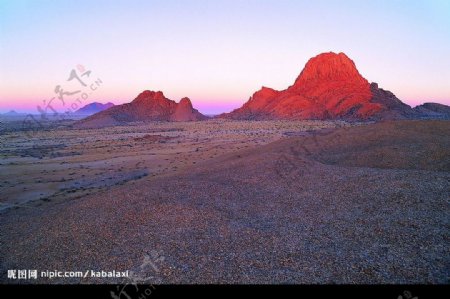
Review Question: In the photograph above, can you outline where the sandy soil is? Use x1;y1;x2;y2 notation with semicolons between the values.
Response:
0;119;346;211
0;119;448;284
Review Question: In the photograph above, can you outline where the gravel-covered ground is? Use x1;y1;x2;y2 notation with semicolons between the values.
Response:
0;120;448;284
0;118;344;211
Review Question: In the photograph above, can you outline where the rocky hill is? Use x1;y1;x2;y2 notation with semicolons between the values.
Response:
220;52;419;121
74;91;207;128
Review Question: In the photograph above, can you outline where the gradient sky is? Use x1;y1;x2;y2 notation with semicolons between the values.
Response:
1;0;449;114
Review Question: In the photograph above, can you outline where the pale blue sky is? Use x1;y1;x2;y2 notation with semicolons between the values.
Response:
1;0;449;113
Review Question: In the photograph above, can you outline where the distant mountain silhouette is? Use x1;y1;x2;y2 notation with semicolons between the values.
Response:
4;110;19;115
2;110;27;116
74;91;207;128
74;102;115;115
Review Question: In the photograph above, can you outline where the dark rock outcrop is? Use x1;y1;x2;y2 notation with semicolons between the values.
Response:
413;103;450;119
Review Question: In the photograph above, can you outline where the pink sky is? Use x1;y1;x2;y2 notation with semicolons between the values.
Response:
1;0;449;114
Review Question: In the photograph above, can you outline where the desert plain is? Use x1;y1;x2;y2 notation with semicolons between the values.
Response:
0;117;448;283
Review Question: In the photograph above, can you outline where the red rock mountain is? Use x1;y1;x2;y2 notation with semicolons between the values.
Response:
74;91;207;128
170;97;203;121
221;52;417;120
